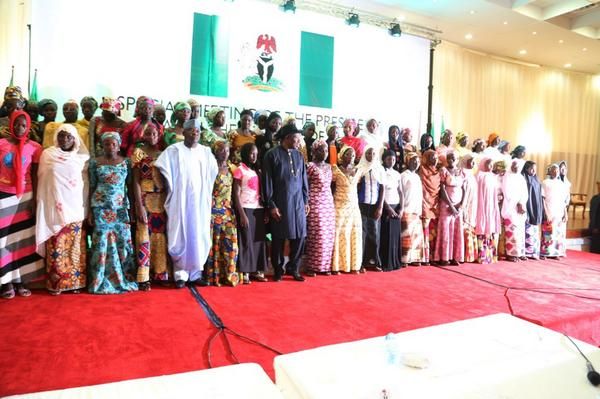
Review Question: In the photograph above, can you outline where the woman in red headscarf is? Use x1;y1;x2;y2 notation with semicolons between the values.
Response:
340;118;366;161
0;110;44;299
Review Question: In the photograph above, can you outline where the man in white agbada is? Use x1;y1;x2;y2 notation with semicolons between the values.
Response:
155;118;218;288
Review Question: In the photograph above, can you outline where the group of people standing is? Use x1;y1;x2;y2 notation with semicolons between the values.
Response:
0;85;572;299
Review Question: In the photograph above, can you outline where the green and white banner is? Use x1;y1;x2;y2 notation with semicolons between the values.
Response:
18;0;430;136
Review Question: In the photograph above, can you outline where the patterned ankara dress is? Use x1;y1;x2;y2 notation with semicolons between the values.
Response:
88;159;138;294
132;147;169;283
304;162;335;273
206;164;239;286
331;165;362;272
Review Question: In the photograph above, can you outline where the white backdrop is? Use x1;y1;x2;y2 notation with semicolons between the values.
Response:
3;0;430;139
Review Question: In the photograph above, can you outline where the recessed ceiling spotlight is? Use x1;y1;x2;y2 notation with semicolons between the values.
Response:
465;33;473;40
281;0;296;13
389;23;402;37
564;63;572;68
469;10;475;14
346;13;360;27
532;31;537;35
558;39;564;44
503;21;508;25
519;49;527;55
398;15;406;21
583;47;587;51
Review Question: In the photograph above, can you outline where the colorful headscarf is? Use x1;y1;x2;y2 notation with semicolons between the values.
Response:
187;98;199;108
498;140;509;153
136;95;155;107
207;107;223;124
80;96;98;109
511;145;526;159
4;86;25;101
253;109;269;124
171;101;192;125
405;151;419;164
9;110;31;197
456;131;467;143
311;138;327;150
99;97;121;115
38;98;57;111
64;99;79;109
337;145;355;165
487;132;499;147
492;160;506;175
472;138;484;152
326;123;338;138
101;131;122;146
343;118;357;136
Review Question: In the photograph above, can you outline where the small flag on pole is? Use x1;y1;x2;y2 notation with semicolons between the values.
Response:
29;69;38;102
9;65;14;86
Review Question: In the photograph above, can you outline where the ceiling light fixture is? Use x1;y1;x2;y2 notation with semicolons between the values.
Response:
346;12;360;27
564;63;572;68
583;48;588;52
558;39;564;44
389;23;402;37
465;33;473;40
519;49;527;55
469;10;475;14
532;31;537;35
281;0;296;13
503;21;508;25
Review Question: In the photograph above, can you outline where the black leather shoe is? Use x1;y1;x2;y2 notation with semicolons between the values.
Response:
293;274;305;282
175;280;186;289
192;279;210;287
273;274;282;282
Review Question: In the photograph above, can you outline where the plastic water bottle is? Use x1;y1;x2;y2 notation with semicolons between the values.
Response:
385;333;399;366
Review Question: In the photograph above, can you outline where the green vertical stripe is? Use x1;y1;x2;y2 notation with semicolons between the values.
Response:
299;32;334;109
190;13;228;97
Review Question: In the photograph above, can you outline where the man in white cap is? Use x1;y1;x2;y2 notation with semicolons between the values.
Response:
155;118;218;288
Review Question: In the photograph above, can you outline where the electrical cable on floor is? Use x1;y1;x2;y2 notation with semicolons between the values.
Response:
188;285;282;368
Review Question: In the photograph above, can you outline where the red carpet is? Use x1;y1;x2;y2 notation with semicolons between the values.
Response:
2;250;600;396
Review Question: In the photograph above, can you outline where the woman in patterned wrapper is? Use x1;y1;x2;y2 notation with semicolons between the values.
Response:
132;124;169;291
303;139;335;276
36;124;89;296
87;132;138;294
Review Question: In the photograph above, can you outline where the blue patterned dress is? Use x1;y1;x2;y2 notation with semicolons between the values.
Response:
88;158;138;294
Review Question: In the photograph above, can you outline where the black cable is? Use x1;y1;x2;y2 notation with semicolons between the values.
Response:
188;285;282;368
432;266;600;301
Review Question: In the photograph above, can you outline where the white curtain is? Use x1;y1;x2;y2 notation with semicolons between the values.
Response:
434;41;600;201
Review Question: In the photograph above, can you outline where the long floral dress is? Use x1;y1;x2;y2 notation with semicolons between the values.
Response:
206;164;239;286
88;159;138;294
331;165;362;272
304;162;335;273
132;147;169;283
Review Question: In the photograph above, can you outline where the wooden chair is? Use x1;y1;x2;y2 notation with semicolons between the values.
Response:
569;193;587;218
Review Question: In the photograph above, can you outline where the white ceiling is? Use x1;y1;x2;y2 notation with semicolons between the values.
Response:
331;0;600;74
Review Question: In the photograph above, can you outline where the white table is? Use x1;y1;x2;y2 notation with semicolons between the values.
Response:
274;313;600;399
6;363;283;399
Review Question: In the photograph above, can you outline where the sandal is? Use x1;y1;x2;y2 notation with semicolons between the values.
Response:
138;282;151;292
49;290;61;296
1;283;15;299
15;284;31;297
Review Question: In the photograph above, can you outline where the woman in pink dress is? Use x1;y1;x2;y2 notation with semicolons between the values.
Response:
434;151;465;265
304;140;335;276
